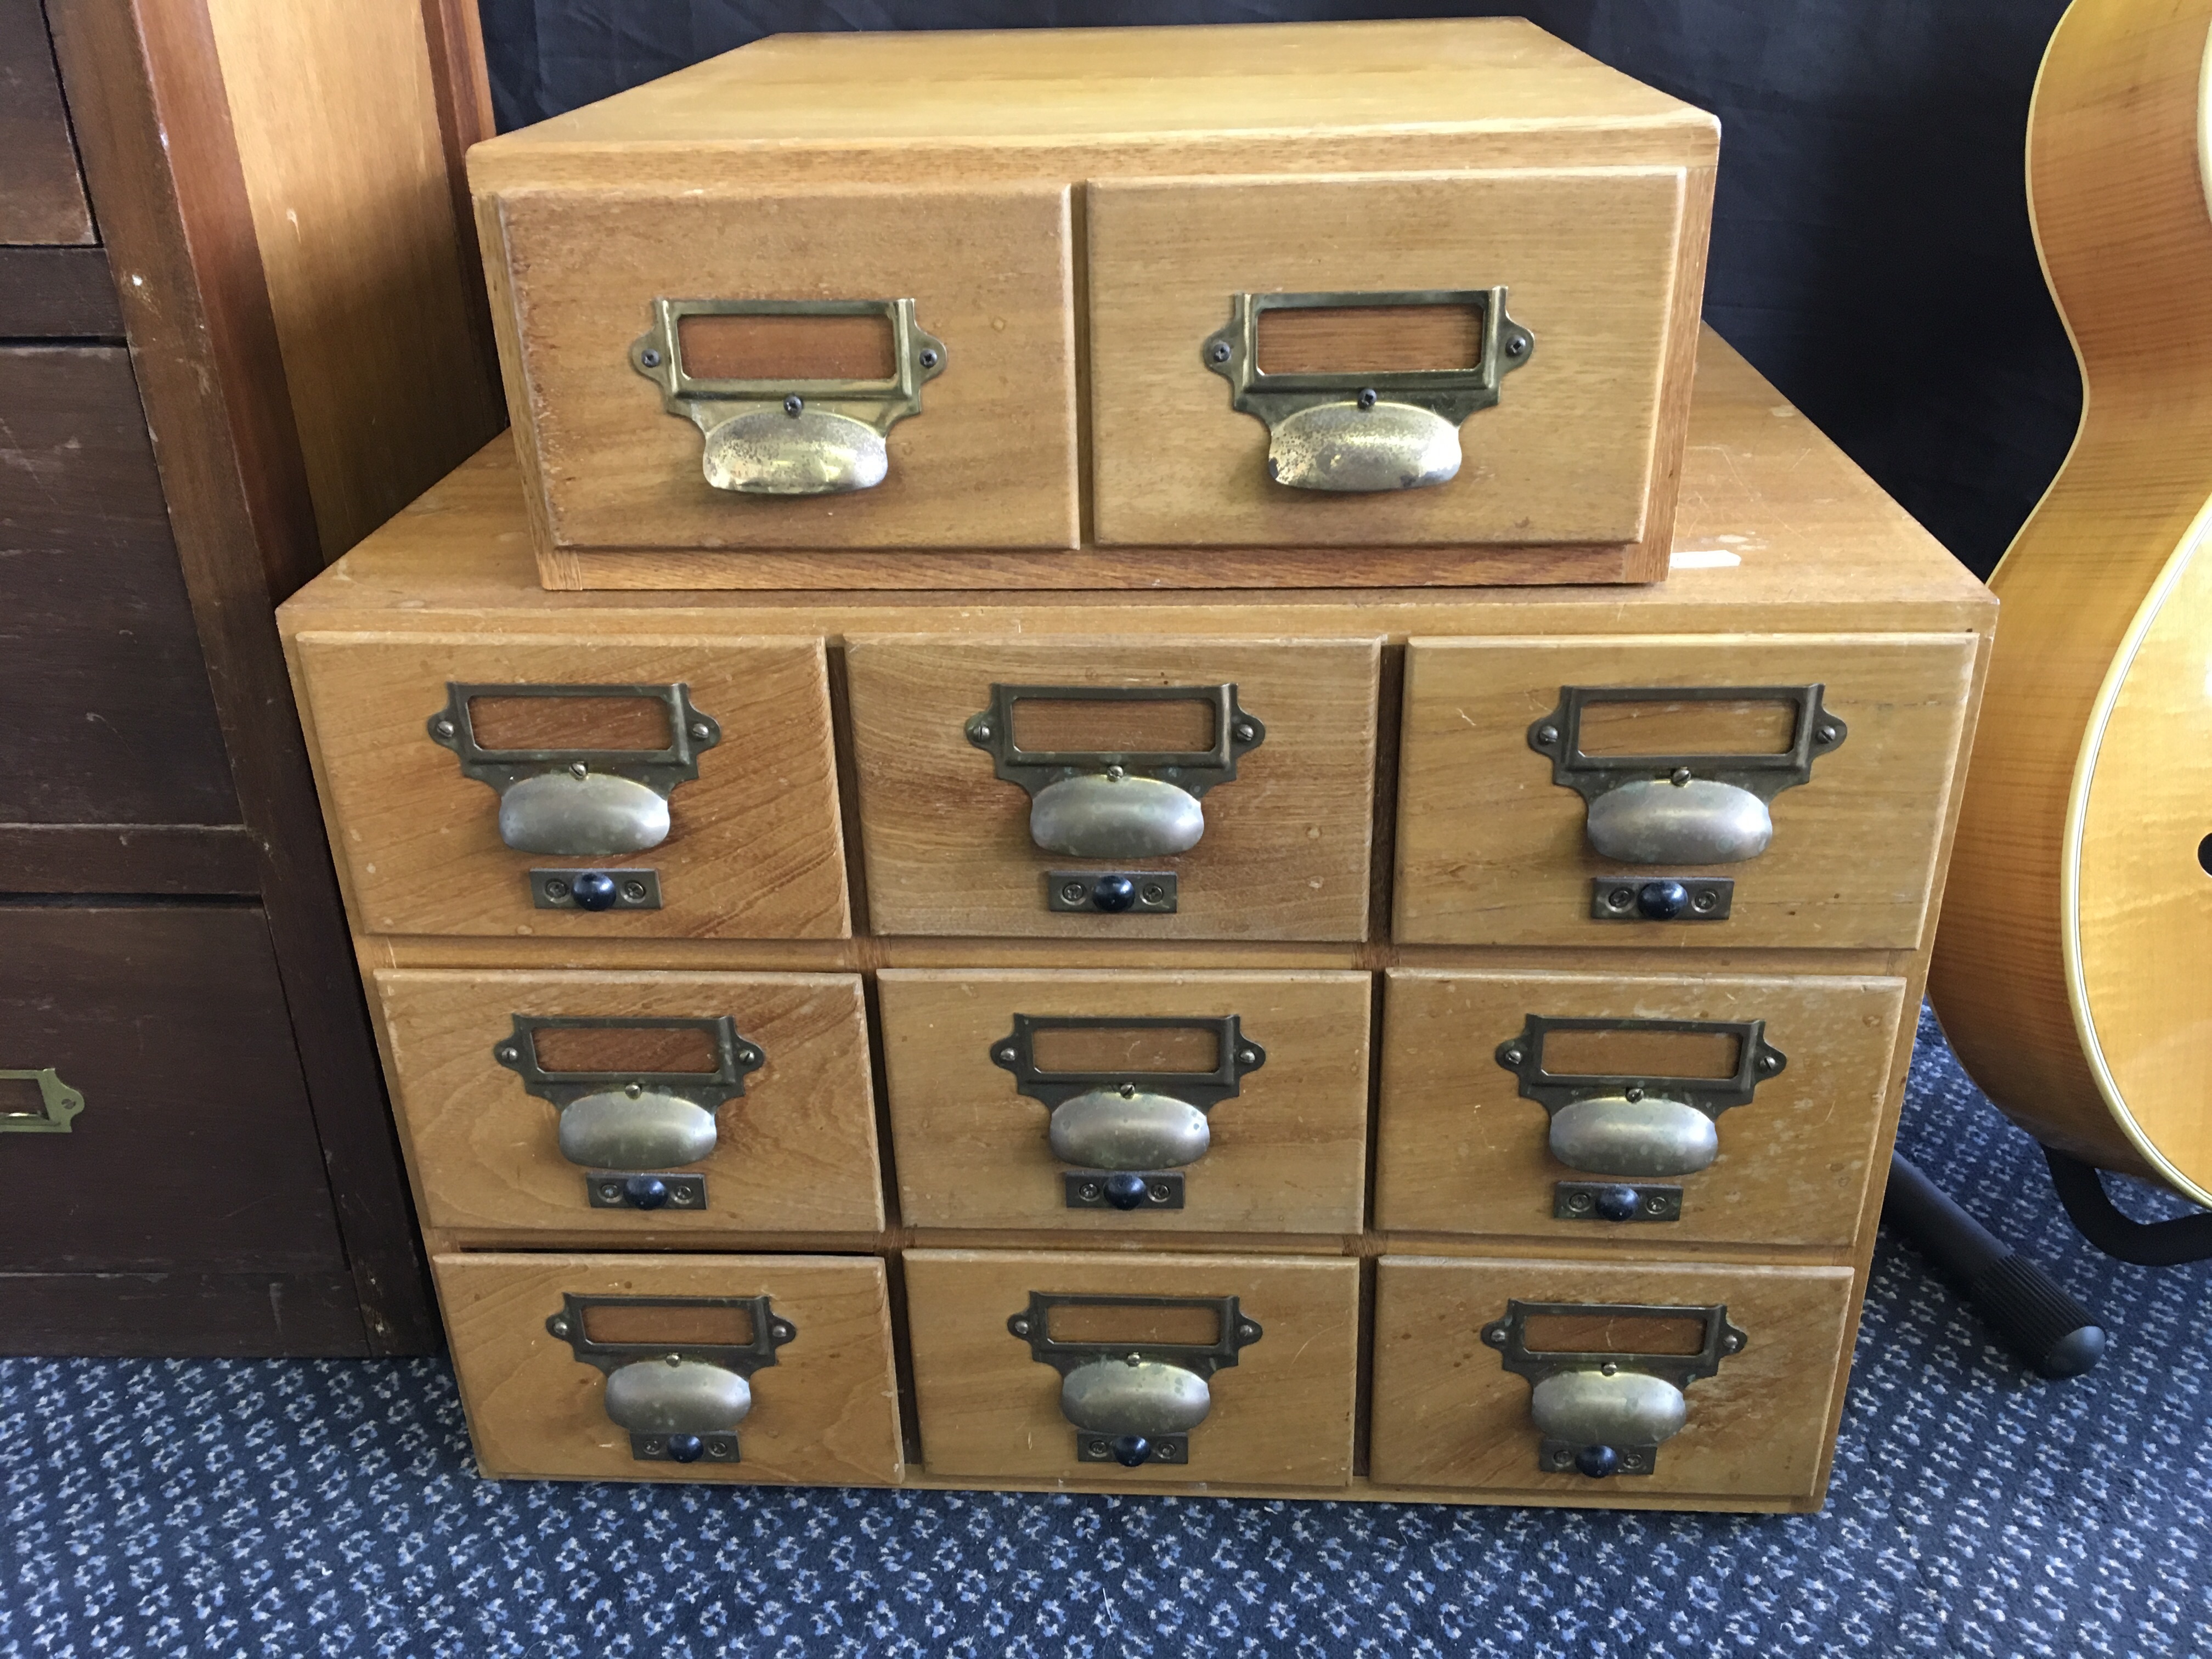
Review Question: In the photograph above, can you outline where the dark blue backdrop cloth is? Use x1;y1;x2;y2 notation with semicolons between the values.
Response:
3;1008;2209;1655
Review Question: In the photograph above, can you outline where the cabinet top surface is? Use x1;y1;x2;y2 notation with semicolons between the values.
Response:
283;330;1993;638
467;20;1717;173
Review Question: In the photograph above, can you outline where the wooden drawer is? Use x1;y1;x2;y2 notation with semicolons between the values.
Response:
1088;168;1688;551
292;630;848;938
847;635;1380;940
482;183;1079;558
0;0;94;246
879;969;1369;1234
1375;970;1908;1249
904;1249;1359;1486
0;348;239;830
435;1251;902;1483
0;907;344;1278
373;969;882;1239
1393;634;1977;947
1370;1256;1853;1501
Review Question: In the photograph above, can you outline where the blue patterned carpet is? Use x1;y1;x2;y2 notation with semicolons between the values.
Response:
4;1009;2208;1657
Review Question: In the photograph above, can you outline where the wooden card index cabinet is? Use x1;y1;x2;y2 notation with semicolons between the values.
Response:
464;19;1720;591
281;20;1991;1513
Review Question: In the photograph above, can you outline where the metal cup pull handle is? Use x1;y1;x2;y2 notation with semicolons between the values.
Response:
1009;1291;1263;1468
1060;1356;1212;1437
994;1014;1266;1175
428;682;720;858
1486;1299;1747;1478
1547;1093;1718;1177
631;297;945;496
1530;684;1847;867
1202;287;1534;493
1497;1015;1788;1180
546;1292;795;1464
495;1014;764;1171
603;1357;753;1436
966;682;1266;861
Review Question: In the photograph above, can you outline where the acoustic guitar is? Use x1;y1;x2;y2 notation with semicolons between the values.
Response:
1929;0;2212;1206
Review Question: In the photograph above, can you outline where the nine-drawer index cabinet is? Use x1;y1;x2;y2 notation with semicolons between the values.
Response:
278;21;1995;1512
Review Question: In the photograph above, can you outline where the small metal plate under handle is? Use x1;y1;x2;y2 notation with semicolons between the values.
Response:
968;684;1265;860
495;1014;764;1172
587;1171;708;1211
546;1292;794;1465
532;869;664;911
1064;1171;1185;1211
1485;1299;1746;1478
1008;1291;1262;1468
996;1014;1264;1173
630;298;945;495
1046;871;1177;915
0;1068;84;1135
429;682;720;858
1497;1015;1787;1178
1553;1181;1682;1223
1531;685;1846;866
1202;288;1533;492
1590;877;1733;922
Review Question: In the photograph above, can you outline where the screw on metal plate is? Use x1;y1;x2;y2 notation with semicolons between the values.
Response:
1589;876;1734;922
1045;871;1178;914
530;868;664;911
1553;1181;1683;1223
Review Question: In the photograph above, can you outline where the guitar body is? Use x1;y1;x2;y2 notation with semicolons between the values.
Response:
1930;0;2212;1204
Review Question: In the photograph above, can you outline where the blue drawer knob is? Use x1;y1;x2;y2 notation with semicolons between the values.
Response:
665;1434;705;1464
624;1175;672;1211
1636;879;1689;921
1575;1443;1620;1479
572;871;620;911
1111;1435;1152;1467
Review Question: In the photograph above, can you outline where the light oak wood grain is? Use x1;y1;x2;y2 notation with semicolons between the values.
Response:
204;0;504;561
373;968;882;1238
1369;1255;1853;1498
1394;634;1978;949
1927;0;2212;1199
903;1249;1358;1486
435;1251;902;1483
491;183;1079;561
1375;970;1908;1248
467;22;1716;165
1088;168;1681;549
277;331;1993;631
845;636;1380;940
292;630;849;939
878;970;1369;1233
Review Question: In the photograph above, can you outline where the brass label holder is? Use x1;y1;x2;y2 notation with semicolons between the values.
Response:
0;1068;84;1135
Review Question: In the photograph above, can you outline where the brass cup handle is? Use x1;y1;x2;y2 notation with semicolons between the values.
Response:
1528;1369;1688;1453
556;1087;720;1171
602;1355;754;1438
1265;398;1465;493
1028;771;1207;859
1048;1085;1212;1171
1548;1093;1720;1178
1583;776;1773;865
1059;1355;1214;1438
698;403;887;496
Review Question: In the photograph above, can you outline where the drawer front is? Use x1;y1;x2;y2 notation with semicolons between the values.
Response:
847;636;1380;940
1394;634;1977;947
436;1251;902;1483
0;0;94;246
0;907;343;1275
1087;169;1686;550
1370;1257;1853;1500
904;1249;1358;1487
1376;970;1908;1248
879;970;1369;1234
0;348;239;828
295;631;848;938
374;969;882;1238
490;184;1079;552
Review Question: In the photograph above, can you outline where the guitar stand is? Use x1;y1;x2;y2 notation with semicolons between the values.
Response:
1884;1153;2106;1378
2041;1147;2212;1266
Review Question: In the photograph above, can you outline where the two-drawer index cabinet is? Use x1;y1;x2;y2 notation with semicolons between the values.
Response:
277;329;1994;1511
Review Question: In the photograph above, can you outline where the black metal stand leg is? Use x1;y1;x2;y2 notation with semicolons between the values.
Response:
1884;1153;2106;1378
2043;1147;2212;1266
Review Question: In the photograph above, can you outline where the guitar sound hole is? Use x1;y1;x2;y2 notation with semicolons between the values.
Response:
2198;834;2212;876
